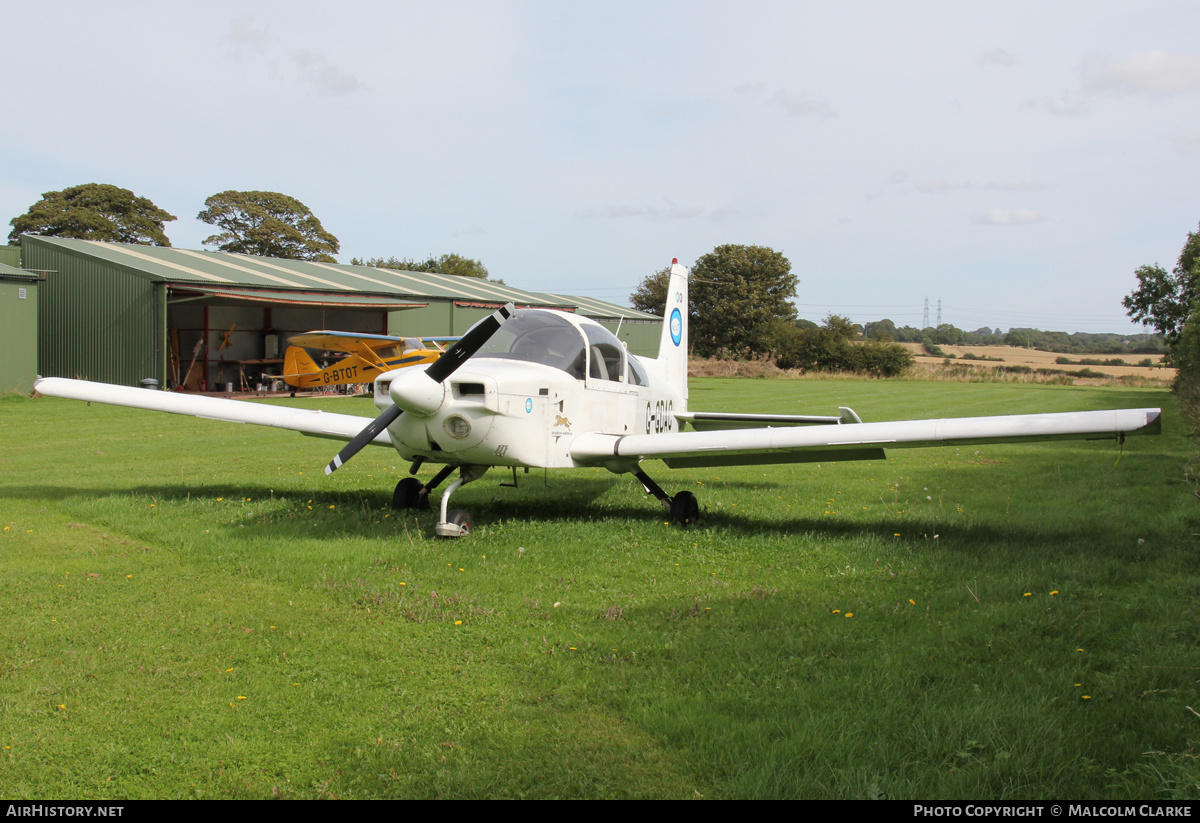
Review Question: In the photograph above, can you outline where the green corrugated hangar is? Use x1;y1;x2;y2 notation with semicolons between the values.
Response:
0;260;40;394
20;236;660;390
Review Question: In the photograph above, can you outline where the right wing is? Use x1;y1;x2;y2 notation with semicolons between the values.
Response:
572;407;1162;469
34;378;390;446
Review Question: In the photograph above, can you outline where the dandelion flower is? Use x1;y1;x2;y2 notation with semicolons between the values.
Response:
909;599;916;605
1024;592;1032;597
845;613;854;618
1050;590;1059;596
454;620;462;625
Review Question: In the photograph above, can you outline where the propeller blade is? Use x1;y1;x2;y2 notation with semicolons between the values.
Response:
424;303;514;384
324;403;402;475
323;303;514;475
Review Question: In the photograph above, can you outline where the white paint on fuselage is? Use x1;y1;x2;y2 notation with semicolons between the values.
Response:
373;310;685;470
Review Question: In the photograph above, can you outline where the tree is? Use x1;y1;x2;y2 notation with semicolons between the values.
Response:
864;319;897;341
764;313;911;376
198;191;339;262
1123;221;1200;348
8;183;176;246
630;265;671;314
351;253;495;280
630;245;798;358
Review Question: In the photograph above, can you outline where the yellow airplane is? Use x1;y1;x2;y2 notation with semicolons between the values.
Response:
282;331;459;389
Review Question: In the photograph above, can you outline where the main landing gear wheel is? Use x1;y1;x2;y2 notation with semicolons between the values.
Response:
392;477;430;511
669;491;699;526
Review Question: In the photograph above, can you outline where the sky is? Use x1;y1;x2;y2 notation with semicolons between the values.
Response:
4;1;1199;334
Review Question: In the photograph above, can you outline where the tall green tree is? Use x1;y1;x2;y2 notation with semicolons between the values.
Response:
198;191;339;262
630;244;798;358
351;253;494;280
1123;221;1200;348
8;183;176;246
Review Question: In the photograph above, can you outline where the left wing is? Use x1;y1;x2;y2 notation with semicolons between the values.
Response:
287;331;459;353
34;378;389;445
571;408;1162;469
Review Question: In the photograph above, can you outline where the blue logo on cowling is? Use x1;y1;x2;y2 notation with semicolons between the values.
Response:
525;398;533;413
669;308;682;347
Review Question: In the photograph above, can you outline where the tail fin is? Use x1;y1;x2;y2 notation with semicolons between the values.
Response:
282;346;320;387
656;258;689;401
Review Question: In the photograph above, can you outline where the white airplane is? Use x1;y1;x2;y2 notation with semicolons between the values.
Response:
35;260;1162;537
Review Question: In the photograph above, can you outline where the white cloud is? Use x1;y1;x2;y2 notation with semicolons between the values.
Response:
1084;50;1200;96
575;200;730;221
292;51;365;96
226;13;268;56
912;177;1048;194
972;208;1042;226
1176;128;1200;153
980;48;1016;67
769;89;835;119
1022;93;1090;117
734;84;834;118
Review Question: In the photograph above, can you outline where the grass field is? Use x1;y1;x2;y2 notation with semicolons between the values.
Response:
1;378;1195;799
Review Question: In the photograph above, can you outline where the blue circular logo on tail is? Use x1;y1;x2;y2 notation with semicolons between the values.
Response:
670;308;682;347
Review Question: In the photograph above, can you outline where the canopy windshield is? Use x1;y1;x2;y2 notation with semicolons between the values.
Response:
475;311;587;377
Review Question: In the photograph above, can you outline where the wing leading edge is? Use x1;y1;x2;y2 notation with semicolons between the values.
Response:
571;407;1162;469
34;378;388;446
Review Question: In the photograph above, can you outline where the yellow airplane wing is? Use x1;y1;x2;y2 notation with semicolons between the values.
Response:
281;331;459;389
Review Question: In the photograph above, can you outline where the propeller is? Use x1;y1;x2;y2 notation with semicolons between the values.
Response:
324;302;514;475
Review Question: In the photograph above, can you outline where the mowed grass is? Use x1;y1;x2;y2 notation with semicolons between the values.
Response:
0;378;1195;799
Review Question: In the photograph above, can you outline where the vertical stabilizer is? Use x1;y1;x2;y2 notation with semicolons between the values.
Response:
282;346;320;388
657;259;689;401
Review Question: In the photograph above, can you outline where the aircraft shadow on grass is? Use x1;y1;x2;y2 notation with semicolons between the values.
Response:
2;472;1163;557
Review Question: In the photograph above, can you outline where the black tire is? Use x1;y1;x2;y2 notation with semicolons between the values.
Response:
446;508;472;535
669;491;699;526
392;477;428;510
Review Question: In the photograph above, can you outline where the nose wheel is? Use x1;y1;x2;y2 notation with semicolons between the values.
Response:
435;466;488;538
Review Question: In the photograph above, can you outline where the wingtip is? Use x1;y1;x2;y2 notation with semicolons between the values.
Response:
1145;409;1163;435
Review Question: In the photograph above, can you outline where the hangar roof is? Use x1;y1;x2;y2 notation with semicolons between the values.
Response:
24;236;658;320
0;261;39;282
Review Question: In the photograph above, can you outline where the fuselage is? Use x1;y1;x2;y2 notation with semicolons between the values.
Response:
373;309;685;469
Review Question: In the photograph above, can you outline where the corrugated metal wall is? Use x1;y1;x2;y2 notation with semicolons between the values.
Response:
0;278;38;393
23;237;163;386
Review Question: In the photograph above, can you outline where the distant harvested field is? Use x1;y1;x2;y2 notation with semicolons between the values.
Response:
900;343;1174;380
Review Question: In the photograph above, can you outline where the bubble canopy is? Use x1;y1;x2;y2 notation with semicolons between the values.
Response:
472;310;626;381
